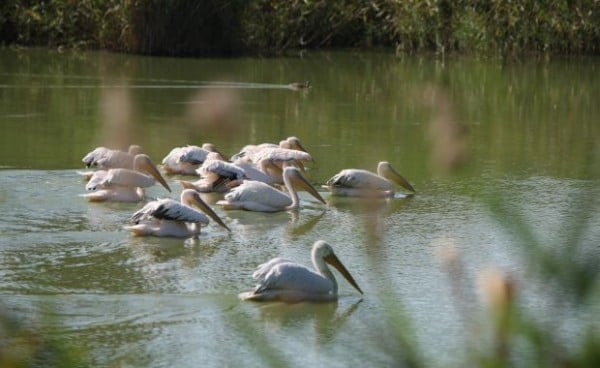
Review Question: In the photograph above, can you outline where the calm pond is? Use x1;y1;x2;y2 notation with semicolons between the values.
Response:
0;48;598;367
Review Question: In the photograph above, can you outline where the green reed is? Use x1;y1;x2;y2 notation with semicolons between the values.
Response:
1;0;599;56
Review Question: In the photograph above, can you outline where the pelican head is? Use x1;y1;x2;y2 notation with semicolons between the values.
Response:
285;167;326;205
377;161;415;193
204;151;224;162
128;144;143;155
202;143;227;161
82;146;108;168
181;189;230;231
178;180;197;191
280;136;307;153
313;240;363;295
134;154;172;192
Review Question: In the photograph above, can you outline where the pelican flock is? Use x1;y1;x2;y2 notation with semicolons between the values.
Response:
79;136;415;303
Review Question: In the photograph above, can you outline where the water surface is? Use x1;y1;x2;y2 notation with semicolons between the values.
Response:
0;48;598;367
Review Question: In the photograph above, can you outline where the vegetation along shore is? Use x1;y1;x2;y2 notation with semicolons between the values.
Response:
1;0;599;56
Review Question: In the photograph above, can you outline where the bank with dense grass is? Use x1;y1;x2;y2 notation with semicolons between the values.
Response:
1;0;599;56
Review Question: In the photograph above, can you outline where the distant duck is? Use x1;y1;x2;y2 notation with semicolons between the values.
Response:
288;81;311;91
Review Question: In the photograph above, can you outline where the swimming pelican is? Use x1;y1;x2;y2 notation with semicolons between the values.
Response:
231;136;308;162
79;144;144;181
230;152;302;186
230;158;276;185
161;143;226;175
179;153;247;193
239;240;363;302
124;189;230;237
83;154;171;202
247;147;313;184
217;166;325;212
82;144;143;170
325;161;415;197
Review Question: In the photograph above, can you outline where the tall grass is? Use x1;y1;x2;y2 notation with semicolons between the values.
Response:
1;0;598;56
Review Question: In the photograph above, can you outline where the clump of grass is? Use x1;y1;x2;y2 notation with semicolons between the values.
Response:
1;0;599;56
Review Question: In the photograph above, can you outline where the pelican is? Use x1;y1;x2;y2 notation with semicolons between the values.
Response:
124;189;230;237
247;147;313;184
231;136;309;162
83;154;171;202
161;143;226;175
179;153;247;193
325;161;415;197
230;158;276;185
239;240;363;302
82;144;143;170
217;166;325;212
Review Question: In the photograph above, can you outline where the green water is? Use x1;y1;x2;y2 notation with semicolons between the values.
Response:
0;48;598;367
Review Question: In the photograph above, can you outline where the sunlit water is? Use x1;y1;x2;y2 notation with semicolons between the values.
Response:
0;48;598;367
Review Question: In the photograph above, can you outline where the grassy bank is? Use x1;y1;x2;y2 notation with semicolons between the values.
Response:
1;0;599;56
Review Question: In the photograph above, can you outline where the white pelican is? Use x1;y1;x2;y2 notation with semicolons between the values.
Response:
230;158;276;185
250;147;312;169
82;144;143;170
239;240;363;302
246;147;313;185
161;143;226;175
124;189;230;237
325;161;415;197
179;153;247;193
83;154;171;202
217;166;325;212
231;136;308;162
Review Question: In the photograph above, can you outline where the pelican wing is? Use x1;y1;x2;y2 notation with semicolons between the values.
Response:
98;150;134;169
199;160;245;180
249;147;312;164
230;144;259;162
252;257;292;281
179;145;210;164
327;169;392;191
232;160;275;184
163;145;209;165
255;262;334;295
221;180;291;212
103;169;157;188
130;198;209;224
